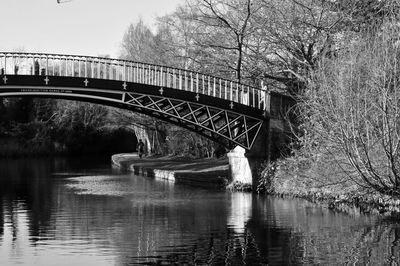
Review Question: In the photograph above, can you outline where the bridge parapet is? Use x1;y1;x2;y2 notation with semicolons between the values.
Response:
0;52;267;110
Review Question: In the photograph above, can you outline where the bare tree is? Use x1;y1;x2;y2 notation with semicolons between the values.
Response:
168;0;260;83
305;23;400;197
246;0;349;94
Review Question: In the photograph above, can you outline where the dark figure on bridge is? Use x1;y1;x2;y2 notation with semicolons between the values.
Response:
137;139;145;158
34;60;40;75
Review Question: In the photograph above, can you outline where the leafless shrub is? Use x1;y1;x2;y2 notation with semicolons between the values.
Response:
304;23;400;197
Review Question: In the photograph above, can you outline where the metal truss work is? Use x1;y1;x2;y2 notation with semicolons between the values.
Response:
122;92;264;149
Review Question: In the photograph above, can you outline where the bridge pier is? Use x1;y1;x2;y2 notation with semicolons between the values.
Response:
228;120;270;190
227;116;290;190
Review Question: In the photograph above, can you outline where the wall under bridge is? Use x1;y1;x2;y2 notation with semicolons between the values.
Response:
227;92;296;189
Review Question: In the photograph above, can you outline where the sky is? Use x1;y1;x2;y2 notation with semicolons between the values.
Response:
0;0;183;58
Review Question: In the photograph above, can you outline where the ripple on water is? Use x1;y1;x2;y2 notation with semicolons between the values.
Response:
65;175;140;197
63;175;190;207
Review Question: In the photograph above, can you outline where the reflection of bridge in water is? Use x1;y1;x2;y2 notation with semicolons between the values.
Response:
0;52;294;185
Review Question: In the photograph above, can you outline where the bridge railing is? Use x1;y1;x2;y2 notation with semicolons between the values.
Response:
0;52;267;110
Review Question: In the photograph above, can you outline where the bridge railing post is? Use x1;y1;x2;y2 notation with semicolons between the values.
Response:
172;68;175;89
108;60;111;80
178;69;181;90
119;61;122;81
32;56;35;75
140;63;142;83
123;62;126;82
65;58;68;77
127;62;130;82
112;60;115;80
202;74;205;94
155;65;158;86
143;64;150;84
230;82;233;102
78;58;82;78
96;60;99;79
139;63;142;84
134;62;137;82
153;65;155;85
189;72;193;92
167;67;170;88
184;70;187;91
155;65;157;85
213;77;216;97
51;56;55;76
148;65;150;84
115;61;118;80
140;63;143;83
102;60;105;79
196;73;199;93
235;82;237;102
132;62;135;82
152;65;155;85
143;63;145;84
137;63;140;83
224;80;227;100
62;57;65;76
160;66;162;86
135;63;140;83
85;58;87;78
117;60;119;80
46;55;49;76
145;64;148;84
158;66;160;86
139;63;141;83
208;76;210;96
134;62;136;83
160;66;163;87
110;61;113;80
72;58;75;77
88;58;91;78
146;65;148;84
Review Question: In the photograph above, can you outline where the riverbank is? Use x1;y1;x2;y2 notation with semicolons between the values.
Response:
112;153;229;188
259;158;400;216
112;153;400;215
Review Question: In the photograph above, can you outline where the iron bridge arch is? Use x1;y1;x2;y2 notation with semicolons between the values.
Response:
0;52;268;150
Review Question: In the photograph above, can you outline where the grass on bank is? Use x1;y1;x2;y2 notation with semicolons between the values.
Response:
257;151;400;214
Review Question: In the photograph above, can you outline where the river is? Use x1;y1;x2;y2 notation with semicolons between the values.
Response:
0;156;399;265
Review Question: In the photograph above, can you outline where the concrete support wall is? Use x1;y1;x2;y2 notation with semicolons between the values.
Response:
227;120;270;190
227;92;295;189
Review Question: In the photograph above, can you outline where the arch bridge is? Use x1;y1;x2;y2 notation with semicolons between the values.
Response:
0;52;274;151
0;52;294;186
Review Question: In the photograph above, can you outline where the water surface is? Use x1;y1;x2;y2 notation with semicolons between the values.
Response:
0;156;399;265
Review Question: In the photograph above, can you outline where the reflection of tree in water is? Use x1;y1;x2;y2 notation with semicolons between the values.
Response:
132;229;265;265
0;158;54;243
144;197;400;265
247;197;400;265
128;194;297;265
